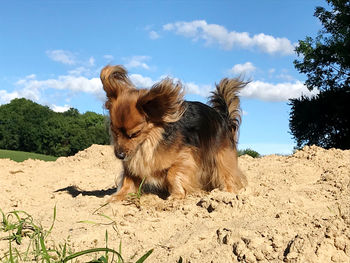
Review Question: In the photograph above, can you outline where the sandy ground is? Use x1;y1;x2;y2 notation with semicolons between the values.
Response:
0;144;349;262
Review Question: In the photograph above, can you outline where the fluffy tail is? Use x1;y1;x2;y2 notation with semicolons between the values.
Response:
209;78;247;145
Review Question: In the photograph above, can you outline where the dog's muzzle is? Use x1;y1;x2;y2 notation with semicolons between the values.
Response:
114;148;126;160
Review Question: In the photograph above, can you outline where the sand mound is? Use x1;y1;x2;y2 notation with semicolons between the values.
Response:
0;145;349;262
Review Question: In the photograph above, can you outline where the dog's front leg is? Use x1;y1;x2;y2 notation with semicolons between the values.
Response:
165;168;186;199
165;157;199;199
109;173;141;202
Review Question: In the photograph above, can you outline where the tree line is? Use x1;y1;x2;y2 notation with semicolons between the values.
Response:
290;0;350;150
0;98;110;157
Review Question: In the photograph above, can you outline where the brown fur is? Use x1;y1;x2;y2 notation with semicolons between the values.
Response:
101;65;247;201
209;78;247;145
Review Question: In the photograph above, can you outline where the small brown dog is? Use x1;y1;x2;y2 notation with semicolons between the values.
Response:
101;65;247;201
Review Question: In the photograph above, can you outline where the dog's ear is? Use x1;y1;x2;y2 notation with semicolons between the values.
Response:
100;65;133;109
137;79;185;123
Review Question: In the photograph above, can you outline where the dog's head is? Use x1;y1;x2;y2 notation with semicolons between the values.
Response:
100;65;185;160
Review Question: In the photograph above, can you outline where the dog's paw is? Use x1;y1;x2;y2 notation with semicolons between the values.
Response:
167;192;186;201
108;193;126;202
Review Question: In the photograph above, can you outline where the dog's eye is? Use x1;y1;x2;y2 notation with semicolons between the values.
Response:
128;130;140;139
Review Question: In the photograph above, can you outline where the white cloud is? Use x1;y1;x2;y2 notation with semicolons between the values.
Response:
128;73;213;97
228;62;256;76
149;30;160;39
163;20;295;55
68;66;91;76
124;56;151;70
1;64;317;111
129;74;155;88
0;86;41;105
276;73;295;82
16;76;99;93
26;74;36;80
128;74;212;97
46;50;76;65
273;69;295;82
14;74;104;101
103;55;114;61
125;73;317;102
240;80;319;101
0;90;20;104
51;104;71;112
121;72;317;102
184;82;212;97
88;56;95;66
268;68;276;74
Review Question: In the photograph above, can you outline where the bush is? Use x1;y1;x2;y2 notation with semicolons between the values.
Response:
238;148;260;158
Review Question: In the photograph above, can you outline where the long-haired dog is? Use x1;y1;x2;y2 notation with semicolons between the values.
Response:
100;65;247;201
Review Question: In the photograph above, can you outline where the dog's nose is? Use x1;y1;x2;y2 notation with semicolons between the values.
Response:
115;149;126;160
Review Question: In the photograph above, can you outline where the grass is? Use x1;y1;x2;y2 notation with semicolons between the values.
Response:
0;149;58;162
127;178;146;206
0;207;153;263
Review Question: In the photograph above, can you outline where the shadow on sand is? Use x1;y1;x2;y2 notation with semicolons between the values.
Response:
54;185;117;198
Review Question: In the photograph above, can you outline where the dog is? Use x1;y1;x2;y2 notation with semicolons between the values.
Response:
100;65;247;201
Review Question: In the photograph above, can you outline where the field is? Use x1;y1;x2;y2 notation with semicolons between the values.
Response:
0;149;58;162
0;144;349;262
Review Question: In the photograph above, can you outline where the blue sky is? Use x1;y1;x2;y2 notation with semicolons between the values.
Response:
0;0;325;155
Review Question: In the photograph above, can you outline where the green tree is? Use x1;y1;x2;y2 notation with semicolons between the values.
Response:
0;98;110;156
290;0;350;149
0;98;53;152
294;0;350;91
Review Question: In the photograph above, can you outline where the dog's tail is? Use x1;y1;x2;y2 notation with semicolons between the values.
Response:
209;78;247;145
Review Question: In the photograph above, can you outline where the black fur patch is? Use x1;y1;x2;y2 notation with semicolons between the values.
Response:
162;101;232;149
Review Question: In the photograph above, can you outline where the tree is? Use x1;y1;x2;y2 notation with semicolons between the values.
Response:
0;98;53;152
294;0;350;91
290;89;350;149
290;0;350;150
0;98;110;156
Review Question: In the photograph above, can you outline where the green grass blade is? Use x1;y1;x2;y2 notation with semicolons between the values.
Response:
77;220;99;225
9;239;14;263
88;257;108;263
118;240;122;263
104;230;109;261
62;243;67;258
92;202;109;215
78;213;116;226
98;213;115;222
135;249;153;263
40;234;51;263
0;208;8;230
137;177;146;198
9;211;22;224
14;222;23;244
14;247;22;262
46;205;56;237
63;248;123;263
